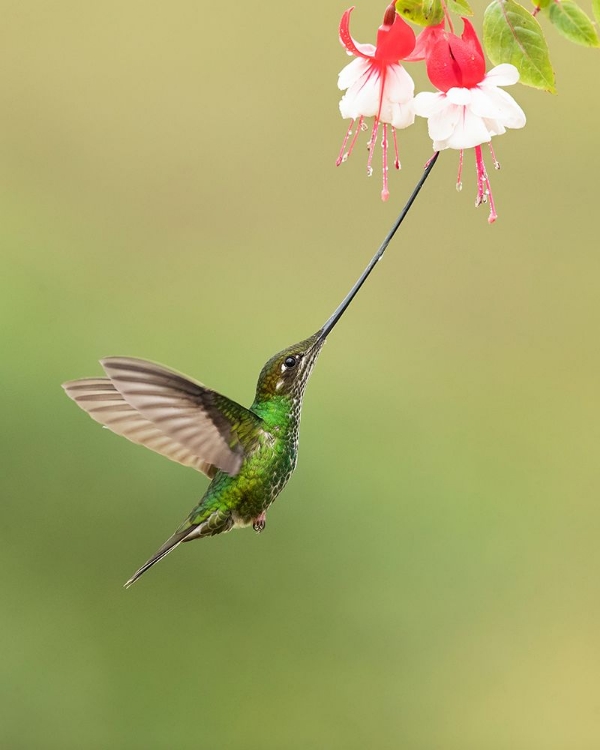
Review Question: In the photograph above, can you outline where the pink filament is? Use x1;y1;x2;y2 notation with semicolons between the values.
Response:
336;116;365;166
381;123;389;201
336;119;355;166
366;118;380;177
456;149;464;190
392;127;400;169
474;144;497;224
348;116;363;157
488;141;500;170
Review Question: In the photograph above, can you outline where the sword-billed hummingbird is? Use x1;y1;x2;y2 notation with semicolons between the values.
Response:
62;157;437;587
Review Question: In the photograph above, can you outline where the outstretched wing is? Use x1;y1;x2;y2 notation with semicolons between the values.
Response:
63;357;263;476
99;356;263;476
62;378;218;477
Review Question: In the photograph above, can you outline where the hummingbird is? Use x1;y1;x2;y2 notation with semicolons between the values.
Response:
62;158;437;587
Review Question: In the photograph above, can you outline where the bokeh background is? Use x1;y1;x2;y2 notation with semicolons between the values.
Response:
2;2;599;748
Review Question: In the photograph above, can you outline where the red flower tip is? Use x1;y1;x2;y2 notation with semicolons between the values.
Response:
460;18;484;62
382;2;397;27
404;22;445;62
339;5;415;63
375;13;416;62
339;8;361;56
425;18;486;92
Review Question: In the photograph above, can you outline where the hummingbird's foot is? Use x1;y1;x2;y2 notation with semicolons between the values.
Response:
252;512;266;533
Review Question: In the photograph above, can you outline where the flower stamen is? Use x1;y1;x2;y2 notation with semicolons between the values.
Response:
474;145;497;224
366;118;380;177
336;116;365;167
336;119;355;166
381;123;389;201
392;128;401;169
456;148;464;191
488;142;501;170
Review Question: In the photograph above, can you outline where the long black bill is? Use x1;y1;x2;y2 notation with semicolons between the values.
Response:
317;152;439;343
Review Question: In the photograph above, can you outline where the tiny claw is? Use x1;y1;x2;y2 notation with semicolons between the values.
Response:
252;512;267;533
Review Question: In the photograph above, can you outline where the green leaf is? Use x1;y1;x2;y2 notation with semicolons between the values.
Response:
483;0;556;92
545;1;600;47
593;0;600;23
446;0;475;15
530;0;552;10
395;0;445;26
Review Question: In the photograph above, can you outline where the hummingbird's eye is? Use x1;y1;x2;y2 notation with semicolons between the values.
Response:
284;356;297;369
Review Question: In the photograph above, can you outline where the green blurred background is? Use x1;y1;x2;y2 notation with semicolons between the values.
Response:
2;2;599;748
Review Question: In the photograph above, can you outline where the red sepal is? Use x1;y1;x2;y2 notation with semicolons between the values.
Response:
404;22;445;62
339;7;370;60
426;18;485;91
339;6;415;63
375;15;416;62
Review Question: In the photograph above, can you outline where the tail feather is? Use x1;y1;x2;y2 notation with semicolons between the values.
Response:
124;509;234;588
124;531;188;588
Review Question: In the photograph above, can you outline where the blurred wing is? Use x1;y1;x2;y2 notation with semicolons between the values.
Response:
100;356;263;476
62;378;218;478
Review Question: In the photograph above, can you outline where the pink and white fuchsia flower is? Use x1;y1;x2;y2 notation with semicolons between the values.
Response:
412;19;526;223
336;4;416;201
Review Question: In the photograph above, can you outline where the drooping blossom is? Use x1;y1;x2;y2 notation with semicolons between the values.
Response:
412;19;526;223
336;4;416;201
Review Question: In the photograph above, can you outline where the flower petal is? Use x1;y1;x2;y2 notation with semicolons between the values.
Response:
483;63;520;87
444;106;492;149
338;57;371;91
339;64;382;119
413;91;448;118
390;99;416;129
339;61;416;123
384;63;415;104
470;86;526;129
446;87;473;105
427;103;463;144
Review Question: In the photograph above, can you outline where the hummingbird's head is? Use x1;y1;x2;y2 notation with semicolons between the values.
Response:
255;331;326;402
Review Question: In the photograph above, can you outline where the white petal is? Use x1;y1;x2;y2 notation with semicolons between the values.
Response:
390;100;416;129
384;64;415;105
339;65;382;119
338;57;371;92
339;62;416;124
413;91;447;118
378;66;415;125
446;87;473;105
444;107;492;149
483;63;520;87
423;102;462;143
470;87;526;129
482;118;507;137
354;42;376;57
